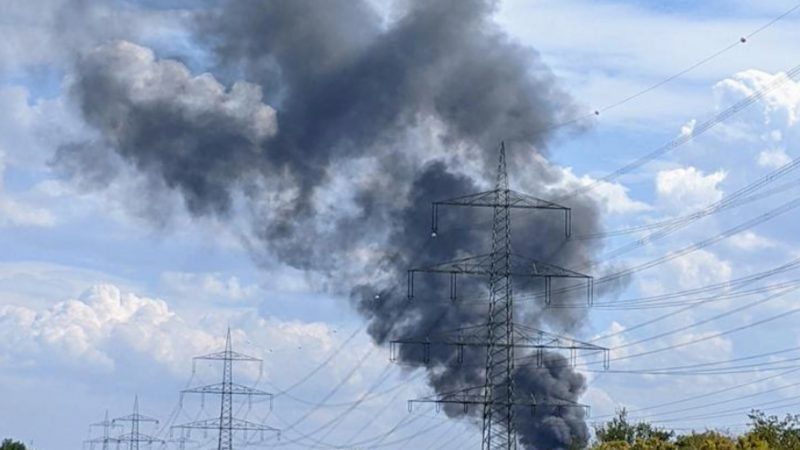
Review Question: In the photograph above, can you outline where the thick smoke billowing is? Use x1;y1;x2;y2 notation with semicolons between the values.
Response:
59;0;609;448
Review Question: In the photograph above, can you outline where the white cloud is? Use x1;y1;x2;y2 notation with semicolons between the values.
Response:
757;147;791;168
0;154;55;227
0;284;203;372
637;249;732;297
727;230;775;251
714;69;800;129
0;86;64;227
668;249;732;290
679;119;697;138
160;271;262;302
656;166;726;213
550;164;651;215
0;283;376;391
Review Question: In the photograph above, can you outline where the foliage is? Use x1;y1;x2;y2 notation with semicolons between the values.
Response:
745;410;800;449
674;431;737;450
0;440;26;450
595;409;675;445
588;409;800;450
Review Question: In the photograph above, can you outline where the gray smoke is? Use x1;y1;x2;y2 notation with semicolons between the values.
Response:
58;0;609;448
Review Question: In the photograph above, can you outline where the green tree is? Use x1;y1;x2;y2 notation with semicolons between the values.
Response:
595;409;674;445
0;439;26;450
736;433;771;450
743;409;800;450
632;437;677;450
674;431;736;450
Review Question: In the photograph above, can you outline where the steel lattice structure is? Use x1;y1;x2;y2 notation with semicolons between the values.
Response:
391;143;608;450
172;328;279;450
84;410;123;450
112;396;164;450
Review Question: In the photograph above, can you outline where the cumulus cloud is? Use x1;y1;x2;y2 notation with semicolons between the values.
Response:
0;284;347;383
727;230;775;252
656;166;726;213
0;284;207;373
712;70;800;170
757;147;792;168
668;249;732;290
547;162;651;215
714;69;800;129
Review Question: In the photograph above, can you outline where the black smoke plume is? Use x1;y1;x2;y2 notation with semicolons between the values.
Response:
58;1;609;448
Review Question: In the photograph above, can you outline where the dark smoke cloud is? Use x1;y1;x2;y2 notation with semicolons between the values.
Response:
58;1;613;448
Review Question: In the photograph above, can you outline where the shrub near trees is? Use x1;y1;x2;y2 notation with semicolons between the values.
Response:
0;440;26;450
590;409;800;450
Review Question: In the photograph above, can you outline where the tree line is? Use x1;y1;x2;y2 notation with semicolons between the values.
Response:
588;409;800;450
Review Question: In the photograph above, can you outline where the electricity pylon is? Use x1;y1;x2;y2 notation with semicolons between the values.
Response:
392;143;608;450
112;396;165;450
172;328;280;450
84;410;123;450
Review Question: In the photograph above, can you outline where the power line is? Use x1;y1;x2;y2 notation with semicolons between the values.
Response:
632;379;800;421
541;1;800;134
592;347;800;376
606;290;800;364
611;285;797;351
648;395;800;424
593;368;800;419
560;62;800;200
575;178;800;241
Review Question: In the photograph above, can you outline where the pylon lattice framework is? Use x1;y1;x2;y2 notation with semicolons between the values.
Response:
84;410;123;450
111;396;165;450
171;328;280;450
391;143;609;450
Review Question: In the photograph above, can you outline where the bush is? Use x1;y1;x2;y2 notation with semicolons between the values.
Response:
0;439;26;450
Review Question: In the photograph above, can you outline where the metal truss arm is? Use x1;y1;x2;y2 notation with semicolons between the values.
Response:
173;417;280;436
182;382;273;397
194;350;262;362
431;190;572;237
407;253;593;306
390;324;609;369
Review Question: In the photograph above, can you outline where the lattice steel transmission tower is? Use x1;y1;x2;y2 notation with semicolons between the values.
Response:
112;396;165;450
172;328;280;450
391;143;609;450
84;410;123;450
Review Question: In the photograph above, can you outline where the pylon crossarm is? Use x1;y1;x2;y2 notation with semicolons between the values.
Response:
112;413;158;424
182;382;273;397
390;334;608;369
89;421;123;430
173;417;280;433
512;324;608;351
410;254;588;278
85;437;122;444
407;254;593;305
115;432;164;443
194;350;261;362
431;189;572;237
435;189;568;210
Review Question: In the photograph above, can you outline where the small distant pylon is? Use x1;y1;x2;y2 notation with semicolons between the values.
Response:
84;410;123;450
171;328;280;450
112;396;165;450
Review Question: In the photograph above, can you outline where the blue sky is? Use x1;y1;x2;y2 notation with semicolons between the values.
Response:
2;0;800;448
